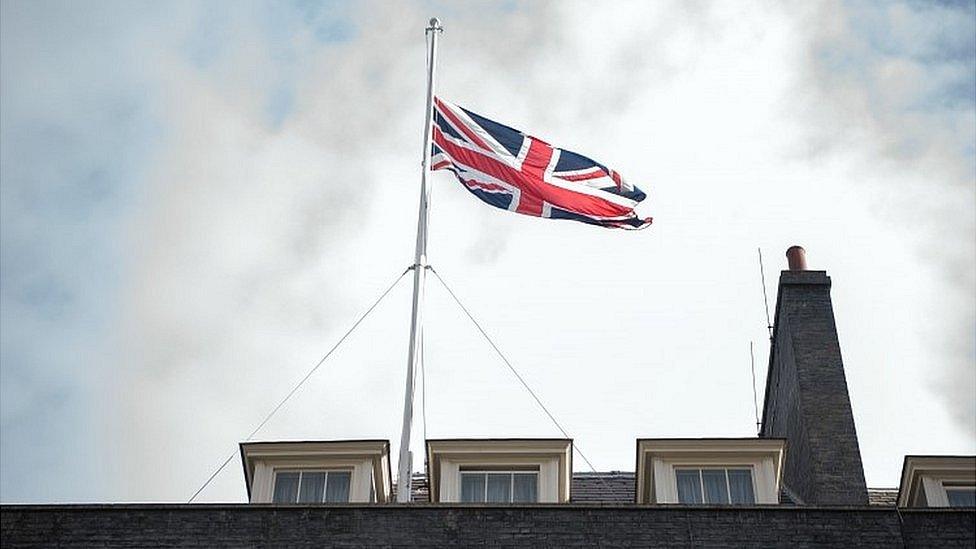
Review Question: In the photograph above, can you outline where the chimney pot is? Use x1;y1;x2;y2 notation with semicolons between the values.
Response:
786;246;807;271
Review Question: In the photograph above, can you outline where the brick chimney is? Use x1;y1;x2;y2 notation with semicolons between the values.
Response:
759;246;868;505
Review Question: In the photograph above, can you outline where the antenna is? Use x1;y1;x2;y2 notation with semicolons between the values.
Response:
749;341;761;434
758;247;773;341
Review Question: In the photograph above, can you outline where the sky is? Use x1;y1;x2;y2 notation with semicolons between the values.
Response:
0;0;973;503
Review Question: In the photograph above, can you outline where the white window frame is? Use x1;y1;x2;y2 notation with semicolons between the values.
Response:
672;466;757;505
458;470;540;503
654;457;777;504
919;476;976;507
272;468;354;504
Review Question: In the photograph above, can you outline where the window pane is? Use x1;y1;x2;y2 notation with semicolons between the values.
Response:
298;472;326;503
727;469;755;504
486;473;512;503
272;472;299;503
946;488;976;507
325;472;351;503
702;469;729;504
460;473;485;503
512;473;538;503
676;469;703;504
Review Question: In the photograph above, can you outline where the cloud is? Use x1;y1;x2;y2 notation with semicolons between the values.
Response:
101;0;577;501
0;0;169;501
797;0;975;432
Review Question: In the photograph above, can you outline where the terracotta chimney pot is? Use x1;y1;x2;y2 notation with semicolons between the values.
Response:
786;246;807;271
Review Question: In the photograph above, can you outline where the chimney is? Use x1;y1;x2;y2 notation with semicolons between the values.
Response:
759;246;868;505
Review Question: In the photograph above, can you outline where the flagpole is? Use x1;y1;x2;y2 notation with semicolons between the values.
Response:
397;16;441;503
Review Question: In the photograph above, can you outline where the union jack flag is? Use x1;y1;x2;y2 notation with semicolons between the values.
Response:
430;97;652;230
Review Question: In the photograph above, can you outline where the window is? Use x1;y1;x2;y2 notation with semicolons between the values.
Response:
636;439;784;505
459;471;538;503
675;468;755;504
272;470;352;503
241;440;391;503
426;439;572;503
945;486;975;507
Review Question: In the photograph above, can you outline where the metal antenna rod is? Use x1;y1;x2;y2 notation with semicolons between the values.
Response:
750;341;761;434
758;248;773;341
397;16;442;503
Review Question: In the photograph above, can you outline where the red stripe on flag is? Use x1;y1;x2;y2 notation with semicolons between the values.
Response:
433;127;634;219
463;179;509;193
557;171;606;182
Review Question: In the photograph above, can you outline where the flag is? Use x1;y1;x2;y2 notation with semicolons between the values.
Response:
430;97;652;230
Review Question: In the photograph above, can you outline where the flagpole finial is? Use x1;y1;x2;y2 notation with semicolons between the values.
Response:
427;17;442;32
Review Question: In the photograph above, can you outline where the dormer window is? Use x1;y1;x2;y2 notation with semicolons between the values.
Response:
240;440;392;504
898;455;976;508
675;467;756;505
426;439;572;503
636;438;785;505
459;469;539;503
272;470;352;503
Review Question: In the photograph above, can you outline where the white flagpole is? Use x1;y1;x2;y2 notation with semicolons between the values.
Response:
397;16;441;503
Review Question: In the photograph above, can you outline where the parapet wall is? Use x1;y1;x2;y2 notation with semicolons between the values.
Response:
2;504;974;548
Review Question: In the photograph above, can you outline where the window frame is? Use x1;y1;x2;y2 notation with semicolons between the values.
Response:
942;483;976;508
672;466;757;505
272;468;354;504
458;469;540;503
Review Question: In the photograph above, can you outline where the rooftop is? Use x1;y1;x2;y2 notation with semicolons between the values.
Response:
393;471;900;506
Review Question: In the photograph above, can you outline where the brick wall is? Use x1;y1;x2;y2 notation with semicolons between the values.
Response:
760;270;868;505
2;505;973;548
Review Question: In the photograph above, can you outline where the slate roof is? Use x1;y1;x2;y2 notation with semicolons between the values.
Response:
868;488;899;506
571;471;634;503
394;472;898;506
